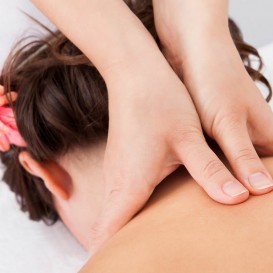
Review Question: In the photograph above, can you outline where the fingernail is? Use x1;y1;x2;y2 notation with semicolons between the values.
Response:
223;181;248;197
248;172;273;190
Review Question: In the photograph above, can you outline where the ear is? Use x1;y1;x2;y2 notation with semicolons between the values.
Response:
18;151;72;200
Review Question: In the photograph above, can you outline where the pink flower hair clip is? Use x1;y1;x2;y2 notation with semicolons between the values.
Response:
0;85;26;152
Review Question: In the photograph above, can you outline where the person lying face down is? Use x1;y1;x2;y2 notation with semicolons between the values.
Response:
0;1;271;252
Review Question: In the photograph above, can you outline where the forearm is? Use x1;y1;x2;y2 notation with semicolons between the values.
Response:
179;0;229;26
153;0;237;84
31;0;161;80
175;0;231;55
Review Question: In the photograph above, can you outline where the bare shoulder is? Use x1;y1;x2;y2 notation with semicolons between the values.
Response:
80;157;273;273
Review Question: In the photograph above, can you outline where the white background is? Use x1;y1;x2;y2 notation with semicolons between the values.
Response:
0;0;273;68
230;0;273;47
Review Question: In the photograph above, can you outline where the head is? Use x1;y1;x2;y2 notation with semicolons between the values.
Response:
0;0;271;251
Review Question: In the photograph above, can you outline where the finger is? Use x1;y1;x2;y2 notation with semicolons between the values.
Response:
175;133;249;204
215;122;273;195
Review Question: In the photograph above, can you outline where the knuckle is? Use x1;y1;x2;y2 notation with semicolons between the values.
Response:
202;159;225;181
173;127;204;147
171;127;209;163
211;115;243;140
234;148;258;165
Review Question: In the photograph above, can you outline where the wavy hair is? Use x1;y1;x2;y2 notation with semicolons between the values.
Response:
0;0;271;224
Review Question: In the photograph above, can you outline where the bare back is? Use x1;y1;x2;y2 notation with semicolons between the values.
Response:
80;156;273;273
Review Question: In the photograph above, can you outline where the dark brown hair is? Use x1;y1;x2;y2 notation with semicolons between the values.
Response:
0;0;271;225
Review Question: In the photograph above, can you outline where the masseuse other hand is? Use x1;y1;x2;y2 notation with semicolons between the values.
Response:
94;0;273;255
91;52;250;254
153;0;273;196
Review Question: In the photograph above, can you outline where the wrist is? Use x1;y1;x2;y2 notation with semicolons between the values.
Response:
32;0;161;83
105;50;185;104
175;0;229;29
166;25;233;79
101;35;160;83
155;0;231;76
103;43;172;90
175;32;248;95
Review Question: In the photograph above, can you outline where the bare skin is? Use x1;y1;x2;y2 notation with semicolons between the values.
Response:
79;155;273;272
31;0;273;254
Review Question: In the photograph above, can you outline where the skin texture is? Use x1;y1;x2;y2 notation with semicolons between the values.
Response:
30;0;273;254
79;155;273;273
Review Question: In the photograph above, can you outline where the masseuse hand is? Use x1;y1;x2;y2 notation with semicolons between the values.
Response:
153;0;273;194
30;0;271;256
91;52;251;254
93;1;273;254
